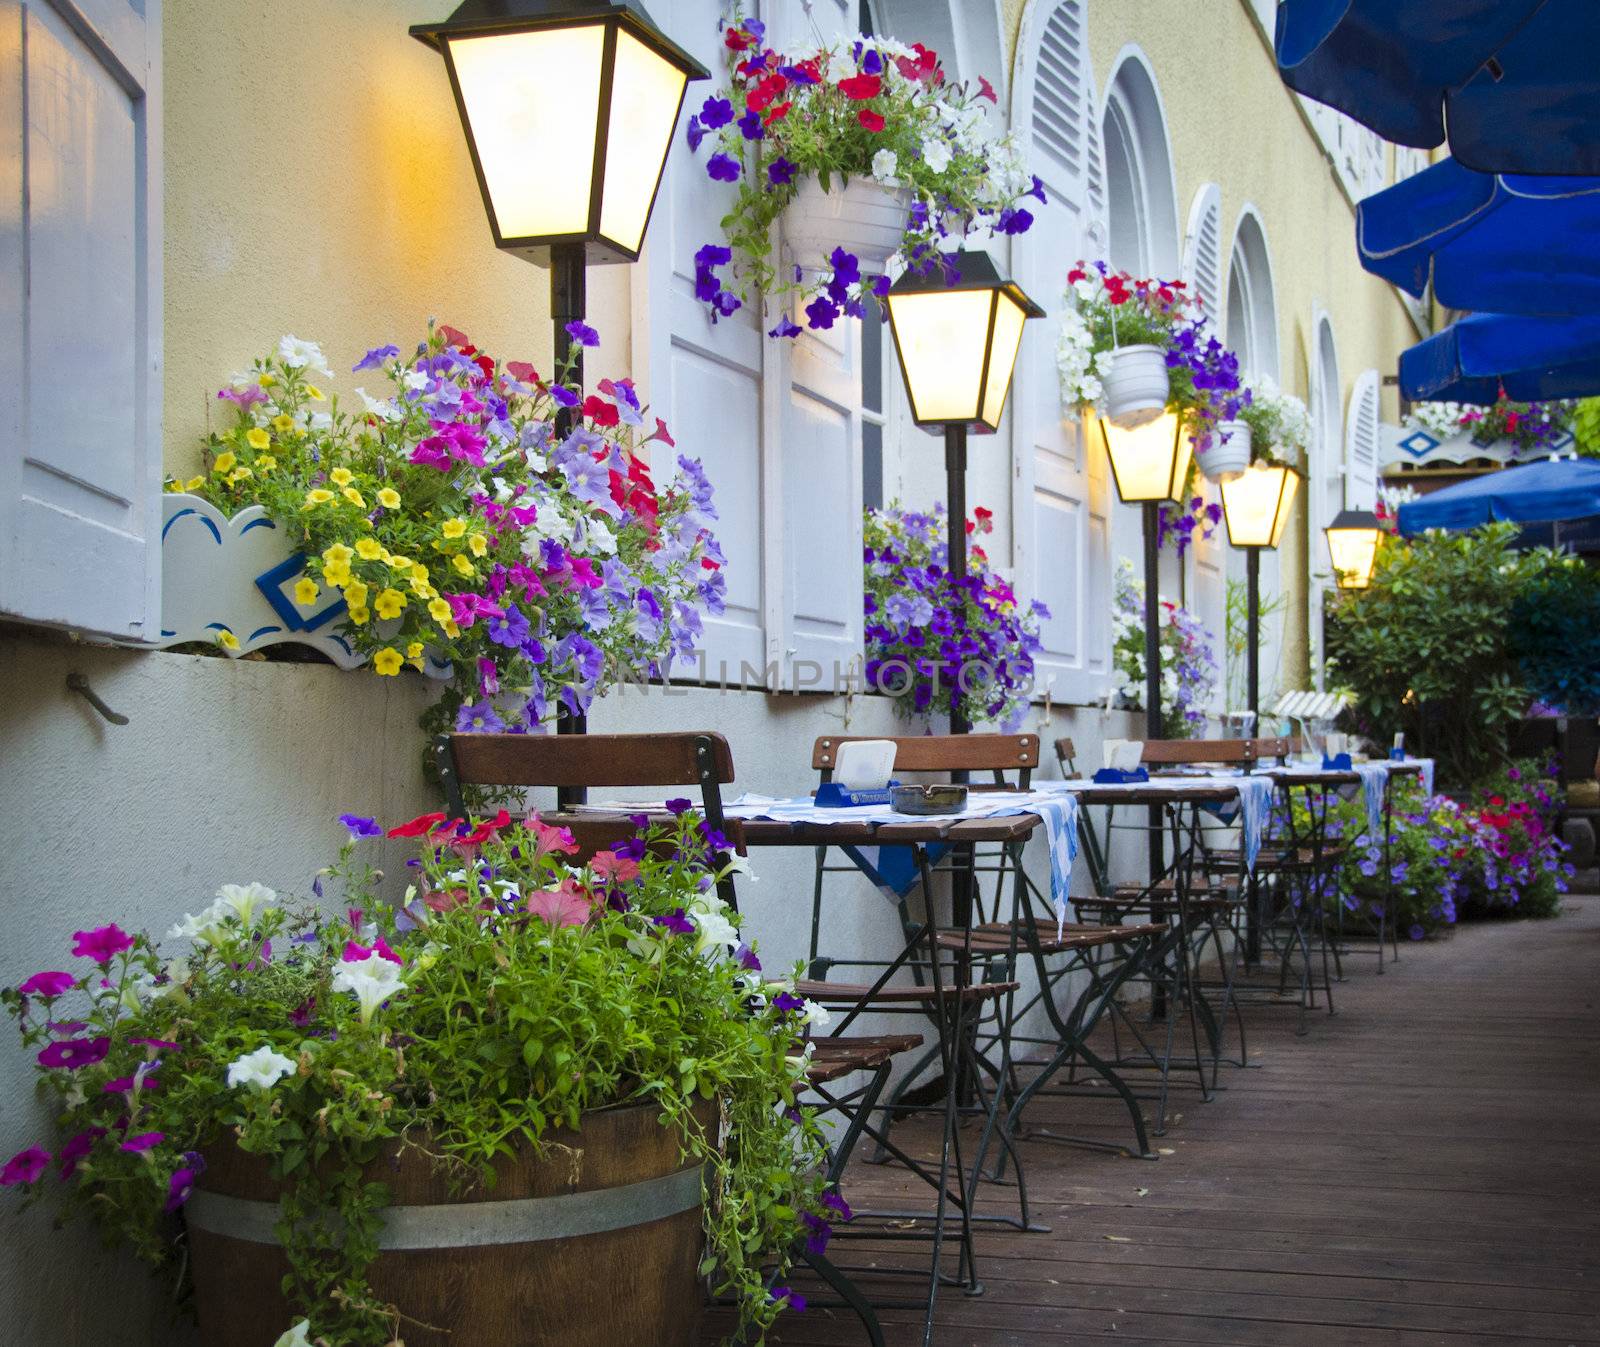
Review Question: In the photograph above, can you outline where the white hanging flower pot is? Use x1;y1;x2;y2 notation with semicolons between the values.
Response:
1203;421;1253;483
1100;345;1171;428
782;176;912;273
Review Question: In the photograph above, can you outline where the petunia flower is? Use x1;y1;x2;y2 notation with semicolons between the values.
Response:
120;1132;165;1154
332;951;407;1026
388;811;450;839
766;156;798;188
339;814;383;839
71;925;135;966
56;1128;106;1180
227;1046;297;1090
0;1146;50;1187
857;110;885;133
37;1036;110;1070
526;881;594;929
706;152;741;183
563;320;600;349
18;971;75;999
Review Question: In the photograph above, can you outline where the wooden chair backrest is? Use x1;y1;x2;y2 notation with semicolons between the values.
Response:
439;731;735;791
1055;737;1079;772
811;733;1040;776
1140;736;1295;766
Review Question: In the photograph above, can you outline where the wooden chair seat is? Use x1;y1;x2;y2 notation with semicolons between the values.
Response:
795;978;1021;1007
804;1033;925;1085
935;921;1163;956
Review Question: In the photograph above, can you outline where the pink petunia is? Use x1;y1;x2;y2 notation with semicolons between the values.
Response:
56;1128;106;1180
526;817;579;858
120;1132;164;1155
526;879;594;929
37;1036;110;1070
71;925;135;966
0;1146;50;1187
18;971;75;999
589;851;641;886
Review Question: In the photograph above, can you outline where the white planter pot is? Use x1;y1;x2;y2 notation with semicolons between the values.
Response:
782;177;912;273
1203;421;1253;483
1100;345;1171;429
127;494;449;677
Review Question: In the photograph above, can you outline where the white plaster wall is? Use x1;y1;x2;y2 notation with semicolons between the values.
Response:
0;636;1144;1339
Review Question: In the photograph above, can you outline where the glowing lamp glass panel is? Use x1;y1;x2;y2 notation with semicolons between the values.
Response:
599;29;688;254
1221;462;1300;548
446;26;605;241
1101;413;1189;503
1327;523;1381;589
887;289;996;424
978;292;1029;430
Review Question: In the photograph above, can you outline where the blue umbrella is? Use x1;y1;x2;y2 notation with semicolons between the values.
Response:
1359;158;1600;315
1277;0;1600;175
1399;312;1600;404
1396;456;1600;535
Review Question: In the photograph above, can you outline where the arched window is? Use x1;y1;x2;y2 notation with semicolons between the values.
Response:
1314;315;1343;538
1225;207;1280;381
1182;184;1224;322
1101;50;1179;278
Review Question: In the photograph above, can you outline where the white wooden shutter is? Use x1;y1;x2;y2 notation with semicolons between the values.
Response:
769;0;865;690
0;0;162;639
1010;0;1111;705
634;0;770;686
1181;183;1223;323
1346;368;1380;511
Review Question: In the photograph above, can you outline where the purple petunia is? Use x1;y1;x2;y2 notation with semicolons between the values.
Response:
18;971;74;999
563;320;600;349
699;96;734;129
706;153;741;183
767;156;798;188
653;909;696;936
338;814;383;839
352;344;400;372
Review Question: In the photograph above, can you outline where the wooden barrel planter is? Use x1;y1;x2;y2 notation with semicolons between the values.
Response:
186;1101;711;1347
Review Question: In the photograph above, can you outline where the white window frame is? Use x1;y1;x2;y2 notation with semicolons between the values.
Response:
1309;309;1342;689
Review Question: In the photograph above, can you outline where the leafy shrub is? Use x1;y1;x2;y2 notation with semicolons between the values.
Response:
1508;560;1600;715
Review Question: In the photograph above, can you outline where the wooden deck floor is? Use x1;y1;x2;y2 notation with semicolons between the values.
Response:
709;897;1600;1347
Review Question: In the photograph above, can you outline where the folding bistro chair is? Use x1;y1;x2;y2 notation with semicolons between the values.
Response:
433;731;930;1346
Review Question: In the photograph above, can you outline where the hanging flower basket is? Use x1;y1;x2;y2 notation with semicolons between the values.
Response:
1202;420;1253;483
782;177;913;274
1100;345;1171;429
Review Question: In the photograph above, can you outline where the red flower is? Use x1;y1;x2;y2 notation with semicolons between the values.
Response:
838;73;882;100
455;809;512;848
701;556;721;571
1067;267;1087;284
762;100;792;125
857;110;885;133
724;25;756;51
651;416;675;447
977;75;998;103
893;43;941;84
583;395;620;428
746;73;788;113
388;811;450;838
506;360;539;385
473;353;495;381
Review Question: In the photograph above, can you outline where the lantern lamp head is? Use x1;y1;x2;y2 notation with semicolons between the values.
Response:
886;251;1045;432
1099;411;1191;504
1325;507;1385;588
1220;459;1301;549
412;0;709;267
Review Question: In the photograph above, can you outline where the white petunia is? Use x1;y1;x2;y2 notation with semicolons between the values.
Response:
227;1046;297;1091
273;1321;313;1347
402;369;430;393
801;999;832;1029
871;148;899;183
167;909;228;945
921;136;953;174
212;882;277;928
276;335;331;379
331;952;406;1026
582;518;617;555
355;388;401;422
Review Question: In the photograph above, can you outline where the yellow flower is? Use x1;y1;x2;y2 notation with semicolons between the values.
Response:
387;555;414;572
347;606;370;626
245;428;270;451
164;479;181;493
355;537;385;561
441;518;467;539
330;467;354;487
344;579;369;610
271;414;294;433
342;487;366;508
428;597;452;625
323;562;351;588
372;648;403;677
213;451;237;474
409;576;435;599
452;554;475;578
294;577;319;606
215;629;240;651
227;468;253;485
302;489;334;509
306;385;326;402
467;532;488;558
377;487;401;510
323;543;354;566
183;476;205;491
406;641;425;660
374;588;406;620
443;620;460;639
256;456;277;472
258;372;276;387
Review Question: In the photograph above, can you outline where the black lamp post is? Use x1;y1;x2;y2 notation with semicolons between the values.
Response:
885;250;1044;733
1325;508;1385;590
1219;460;1301;724
413;0;706;797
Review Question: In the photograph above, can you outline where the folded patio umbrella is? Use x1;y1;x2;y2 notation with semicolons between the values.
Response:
1399;312;1600;404
1276;0;1600;174
1358;158;1600;315
1396;456;1600;535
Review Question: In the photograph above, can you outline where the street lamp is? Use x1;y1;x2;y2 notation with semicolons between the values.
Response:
1325;507;1384;589
1220;460;1301;721
886;250;1044;732
413;0;707;785
1099;412;1189;742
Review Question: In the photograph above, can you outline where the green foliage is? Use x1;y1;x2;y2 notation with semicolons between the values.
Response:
1509;560;1600;714
1;814;828;1345
1324;523;1556;788
1575;398;1600;458
1223;576;1288;713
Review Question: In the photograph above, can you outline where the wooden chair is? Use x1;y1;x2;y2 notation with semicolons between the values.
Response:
433;731;925;1343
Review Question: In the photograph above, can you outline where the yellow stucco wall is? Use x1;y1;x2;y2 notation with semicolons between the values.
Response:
160;0;631;477
1001;0;1420;683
